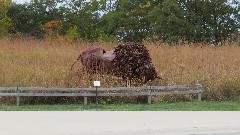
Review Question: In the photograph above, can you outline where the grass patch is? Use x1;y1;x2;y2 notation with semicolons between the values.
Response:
1;101;240;111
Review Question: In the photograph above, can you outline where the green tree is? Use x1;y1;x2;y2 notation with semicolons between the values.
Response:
0;16;13;37
7;4;37;37
65;25;80;40
3;0;239;43
149;0;240;43
0;0;13;38
62;0;102;41
0;0;11;18
100;0;155;42
188;0;240;43
150;0;186;43
7;0;65;38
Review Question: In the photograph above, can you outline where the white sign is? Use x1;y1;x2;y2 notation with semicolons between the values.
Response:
94;81;101;87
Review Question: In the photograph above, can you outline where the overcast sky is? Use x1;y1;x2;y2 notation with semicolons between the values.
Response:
13;0;30;4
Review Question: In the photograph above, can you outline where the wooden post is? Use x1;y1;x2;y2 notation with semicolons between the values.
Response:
84;97;87;105
83;91;87;105
198;92;202;101
196;84;202;101
16;97;20;106
148;86;152;104
148;95;151;104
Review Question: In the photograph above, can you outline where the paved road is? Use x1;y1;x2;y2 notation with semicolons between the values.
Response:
0;112;240;135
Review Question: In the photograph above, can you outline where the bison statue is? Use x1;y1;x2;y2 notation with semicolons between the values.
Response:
71;42;161;86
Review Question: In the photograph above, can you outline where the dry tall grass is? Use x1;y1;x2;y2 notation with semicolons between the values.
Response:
1;38;240;101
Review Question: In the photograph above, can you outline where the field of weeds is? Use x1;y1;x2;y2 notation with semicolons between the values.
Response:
1;38;240;102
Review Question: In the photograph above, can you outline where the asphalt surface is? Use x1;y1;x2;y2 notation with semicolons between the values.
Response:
0;112;240;135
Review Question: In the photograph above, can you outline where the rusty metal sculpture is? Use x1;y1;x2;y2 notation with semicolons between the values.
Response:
71;42;161;87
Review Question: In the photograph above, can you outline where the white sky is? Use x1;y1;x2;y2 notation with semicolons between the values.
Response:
13;0;92;4
13;0;31;4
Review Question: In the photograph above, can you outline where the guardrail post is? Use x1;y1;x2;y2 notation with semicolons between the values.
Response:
84;94;87;105
148;86;152;104
16;87;20;106
196;84;202;101
198;92;202;101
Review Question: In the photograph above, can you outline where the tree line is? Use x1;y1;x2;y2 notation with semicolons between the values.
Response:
0;0;239;44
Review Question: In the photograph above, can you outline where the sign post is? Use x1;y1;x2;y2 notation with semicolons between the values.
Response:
94;81;100;107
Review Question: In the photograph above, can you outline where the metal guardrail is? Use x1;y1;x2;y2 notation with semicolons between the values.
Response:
0;84;203;106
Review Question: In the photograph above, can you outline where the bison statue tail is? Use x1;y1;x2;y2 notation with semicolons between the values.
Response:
66;56;82;87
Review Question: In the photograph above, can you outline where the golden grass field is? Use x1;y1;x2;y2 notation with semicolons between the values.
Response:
1;38;240;101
